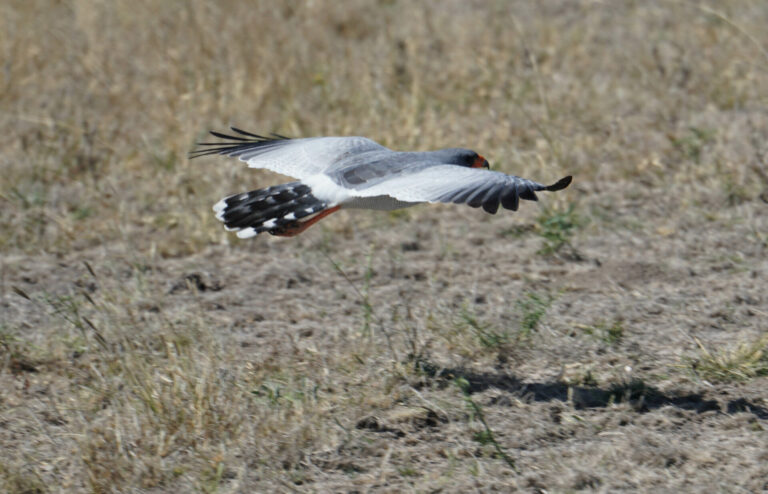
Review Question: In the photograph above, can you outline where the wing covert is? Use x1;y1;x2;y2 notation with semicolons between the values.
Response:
190;128;388;180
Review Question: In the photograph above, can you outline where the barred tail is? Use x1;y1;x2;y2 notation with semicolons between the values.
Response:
213;182;327;238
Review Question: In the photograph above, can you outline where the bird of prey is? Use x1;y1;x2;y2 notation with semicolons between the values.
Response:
191;128;572;238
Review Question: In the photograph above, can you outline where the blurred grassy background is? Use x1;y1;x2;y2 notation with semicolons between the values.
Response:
2;1;768;492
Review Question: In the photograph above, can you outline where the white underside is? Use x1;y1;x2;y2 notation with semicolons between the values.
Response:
341;195;419;210
300;174;421;211
302;174;352;206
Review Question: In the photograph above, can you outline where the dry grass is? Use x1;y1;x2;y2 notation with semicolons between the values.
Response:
689;334;768;382
2;1;768;492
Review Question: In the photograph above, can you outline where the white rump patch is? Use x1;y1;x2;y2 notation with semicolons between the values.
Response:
303;174;350;205
236;228;258;239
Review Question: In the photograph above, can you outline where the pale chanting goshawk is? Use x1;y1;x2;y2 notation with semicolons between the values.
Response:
191;128;572;238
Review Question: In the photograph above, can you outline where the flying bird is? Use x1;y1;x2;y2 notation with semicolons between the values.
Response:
190;128;572;238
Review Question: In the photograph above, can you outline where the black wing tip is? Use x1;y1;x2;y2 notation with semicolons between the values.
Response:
209;130;247;141
189;127;291;159
482;201;500;214
546;175;572;191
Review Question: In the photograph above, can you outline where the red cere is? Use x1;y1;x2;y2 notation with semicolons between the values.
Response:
472;155;489;168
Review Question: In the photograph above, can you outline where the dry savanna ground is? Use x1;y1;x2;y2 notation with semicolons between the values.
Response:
2;1;768;492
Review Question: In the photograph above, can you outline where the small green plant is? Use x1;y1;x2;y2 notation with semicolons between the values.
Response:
325;249;376;336
457;306;509;348
517;291;553;337
252;383;283;406
361;251;375;335
0;323;31;363
323;248;401;364
455;378;517;471
577;319;624;346
472;429;494;445
397;467;418;477
536;203;580;256
602;320;624;345
43;291;108;350
71;205;94;221
199;459;225;494
669;126;714;164
688;335;768;382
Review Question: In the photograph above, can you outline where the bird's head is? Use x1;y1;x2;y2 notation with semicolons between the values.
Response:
434;148;489;169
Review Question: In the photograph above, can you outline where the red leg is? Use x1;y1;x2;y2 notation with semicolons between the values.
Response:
271;205;341;237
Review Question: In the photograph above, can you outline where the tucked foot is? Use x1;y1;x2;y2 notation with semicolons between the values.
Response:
269;205;341;237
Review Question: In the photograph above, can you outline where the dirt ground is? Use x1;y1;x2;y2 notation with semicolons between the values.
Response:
2;1;768;493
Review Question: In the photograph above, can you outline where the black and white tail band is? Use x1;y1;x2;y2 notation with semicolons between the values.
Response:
213;182;327;238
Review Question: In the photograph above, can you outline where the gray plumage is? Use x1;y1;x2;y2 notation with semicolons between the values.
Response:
191;128;572;238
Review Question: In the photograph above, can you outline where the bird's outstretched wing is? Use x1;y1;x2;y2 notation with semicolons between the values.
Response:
190;127;387;180
349;164;572;214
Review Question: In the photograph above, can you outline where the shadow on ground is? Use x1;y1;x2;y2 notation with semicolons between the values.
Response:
414;360;768;420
